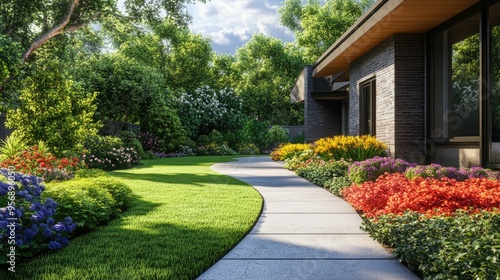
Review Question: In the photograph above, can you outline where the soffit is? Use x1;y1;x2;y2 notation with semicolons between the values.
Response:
312;0;481;78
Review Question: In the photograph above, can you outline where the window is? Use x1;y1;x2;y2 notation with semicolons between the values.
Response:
431;13;480;141
360;79;376;135
489;2;500;163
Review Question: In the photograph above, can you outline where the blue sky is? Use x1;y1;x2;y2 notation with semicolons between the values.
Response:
186;0;295;54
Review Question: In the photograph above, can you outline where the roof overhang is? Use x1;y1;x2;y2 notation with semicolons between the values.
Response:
290;67;351;103
313;0;482;78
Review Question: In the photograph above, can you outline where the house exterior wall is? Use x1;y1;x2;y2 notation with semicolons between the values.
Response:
303;66;343;143
350;36;396;155
349;34;426;163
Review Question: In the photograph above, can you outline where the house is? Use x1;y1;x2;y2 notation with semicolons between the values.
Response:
290;0;500;169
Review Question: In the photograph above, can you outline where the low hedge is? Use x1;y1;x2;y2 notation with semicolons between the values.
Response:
44;176;133;233
363;211;500;279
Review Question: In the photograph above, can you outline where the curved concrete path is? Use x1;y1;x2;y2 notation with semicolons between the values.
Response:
197;156;420;280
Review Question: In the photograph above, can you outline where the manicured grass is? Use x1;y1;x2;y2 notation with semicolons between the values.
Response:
5;156;262;279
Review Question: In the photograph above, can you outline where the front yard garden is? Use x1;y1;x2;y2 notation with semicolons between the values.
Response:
0;156;262;279
271;135;500;280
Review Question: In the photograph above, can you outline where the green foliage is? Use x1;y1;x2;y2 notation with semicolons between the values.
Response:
295;158;350;187
140;102;186;152
325;176;352;197
83;135;123;154
75;168;109;178
45;176;133;232
290;131;305;144
266;125;290;150
176;87;245;139
279;0;374;62
242;119;272;153
0;134;27;159
118;130;144;156
0;34;21;84
233;34;306;125
283;149;315;170
5;48;99;156
44;180;115;232
80;54;168;132
237;143;260;155
363;211;500;279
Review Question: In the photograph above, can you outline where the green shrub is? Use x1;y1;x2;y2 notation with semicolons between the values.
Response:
118;130;144;156
325;176;352;197
75;168;109;178
140;151;158;160
283;149;315;171
83;135;123;154
363;211;500;279
237;143;260;155
266;125;289;150
295;159;350;187
44;177;132;232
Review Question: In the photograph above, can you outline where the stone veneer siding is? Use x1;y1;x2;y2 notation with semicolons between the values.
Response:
304;66;343;143
349;34;426;163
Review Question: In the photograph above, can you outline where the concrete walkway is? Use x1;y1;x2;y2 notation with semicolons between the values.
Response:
197;156;420;280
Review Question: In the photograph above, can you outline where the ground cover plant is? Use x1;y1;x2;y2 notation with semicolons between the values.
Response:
271;144;500;279
4;156;262;279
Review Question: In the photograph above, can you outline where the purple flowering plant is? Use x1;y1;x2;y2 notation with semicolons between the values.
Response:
0;169;76;263
348;156;417;184
405;164;500;181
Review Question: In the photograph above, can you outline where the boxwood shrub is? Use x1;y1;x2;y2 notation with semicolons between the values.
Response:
44;176;133;233
363;211;500;279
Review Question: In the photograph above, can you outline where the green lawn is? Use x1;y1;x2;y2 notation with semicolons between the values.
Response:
5;156;262;280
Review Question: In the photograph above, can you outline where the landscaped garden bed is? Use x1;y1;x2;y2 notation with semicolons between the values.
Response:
271;135;500;279
0;156;262;279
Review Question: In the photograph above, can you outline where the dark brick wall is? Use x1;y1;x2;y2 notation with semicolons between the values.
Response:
393;34;426;163
304;66;343;143
350;36;396;153
349;34;426;163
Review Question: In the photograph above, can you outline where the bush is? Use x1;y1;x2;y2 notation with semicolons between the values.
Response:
295;158;350;187
237;143;260;155
405;164;500;181
0;145;81;182
325;176;352;197
82;135;140;171
75;168;109;178
342;172;500;218
348;156;416;184
137;131;162;152
140;103;186;152
0;169;76;263
196;144;237;156
270;143;312;161
283;149;315;171
5;50;99;156
363;211;500;279
313;135;387;161
290;131;305;144
118;130;144;156
266;125;289;150
44;177;132;232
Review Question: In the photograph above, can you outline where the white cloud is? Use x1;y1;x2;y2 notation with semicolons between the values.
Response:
187;0;294;54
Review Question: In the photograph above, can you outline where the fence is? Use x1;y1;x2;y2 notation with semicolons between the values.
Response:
0;114;13;141
282;125;305;142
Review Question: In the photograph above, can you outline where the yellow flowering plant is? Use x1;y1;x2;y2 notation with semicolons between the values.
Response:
313;135;387;161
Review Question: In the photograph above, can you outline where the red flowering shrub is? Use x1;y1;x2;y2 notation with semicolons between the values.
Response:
342;173;500;218
0;145;80;181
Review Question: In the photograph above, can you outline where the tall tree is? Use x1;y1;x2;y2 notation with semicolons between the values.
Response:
279;0;374;62
233;34;306;125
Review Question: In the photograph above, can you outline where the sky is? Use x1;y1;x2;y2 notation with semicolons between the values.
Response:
186;0;295;54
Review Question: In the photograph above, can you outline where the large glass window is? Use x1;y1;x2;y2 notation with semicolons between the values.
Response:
360;79;376;135
431;13;480;140
489;2;500;162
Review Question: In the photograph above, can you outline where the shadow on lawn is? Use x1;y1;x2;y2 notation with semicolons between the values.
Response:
8;194;251;280
111;170;252;187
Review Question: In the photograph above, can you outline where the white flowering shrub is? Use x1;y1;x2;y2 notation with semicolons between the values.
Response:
176;87;245;139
